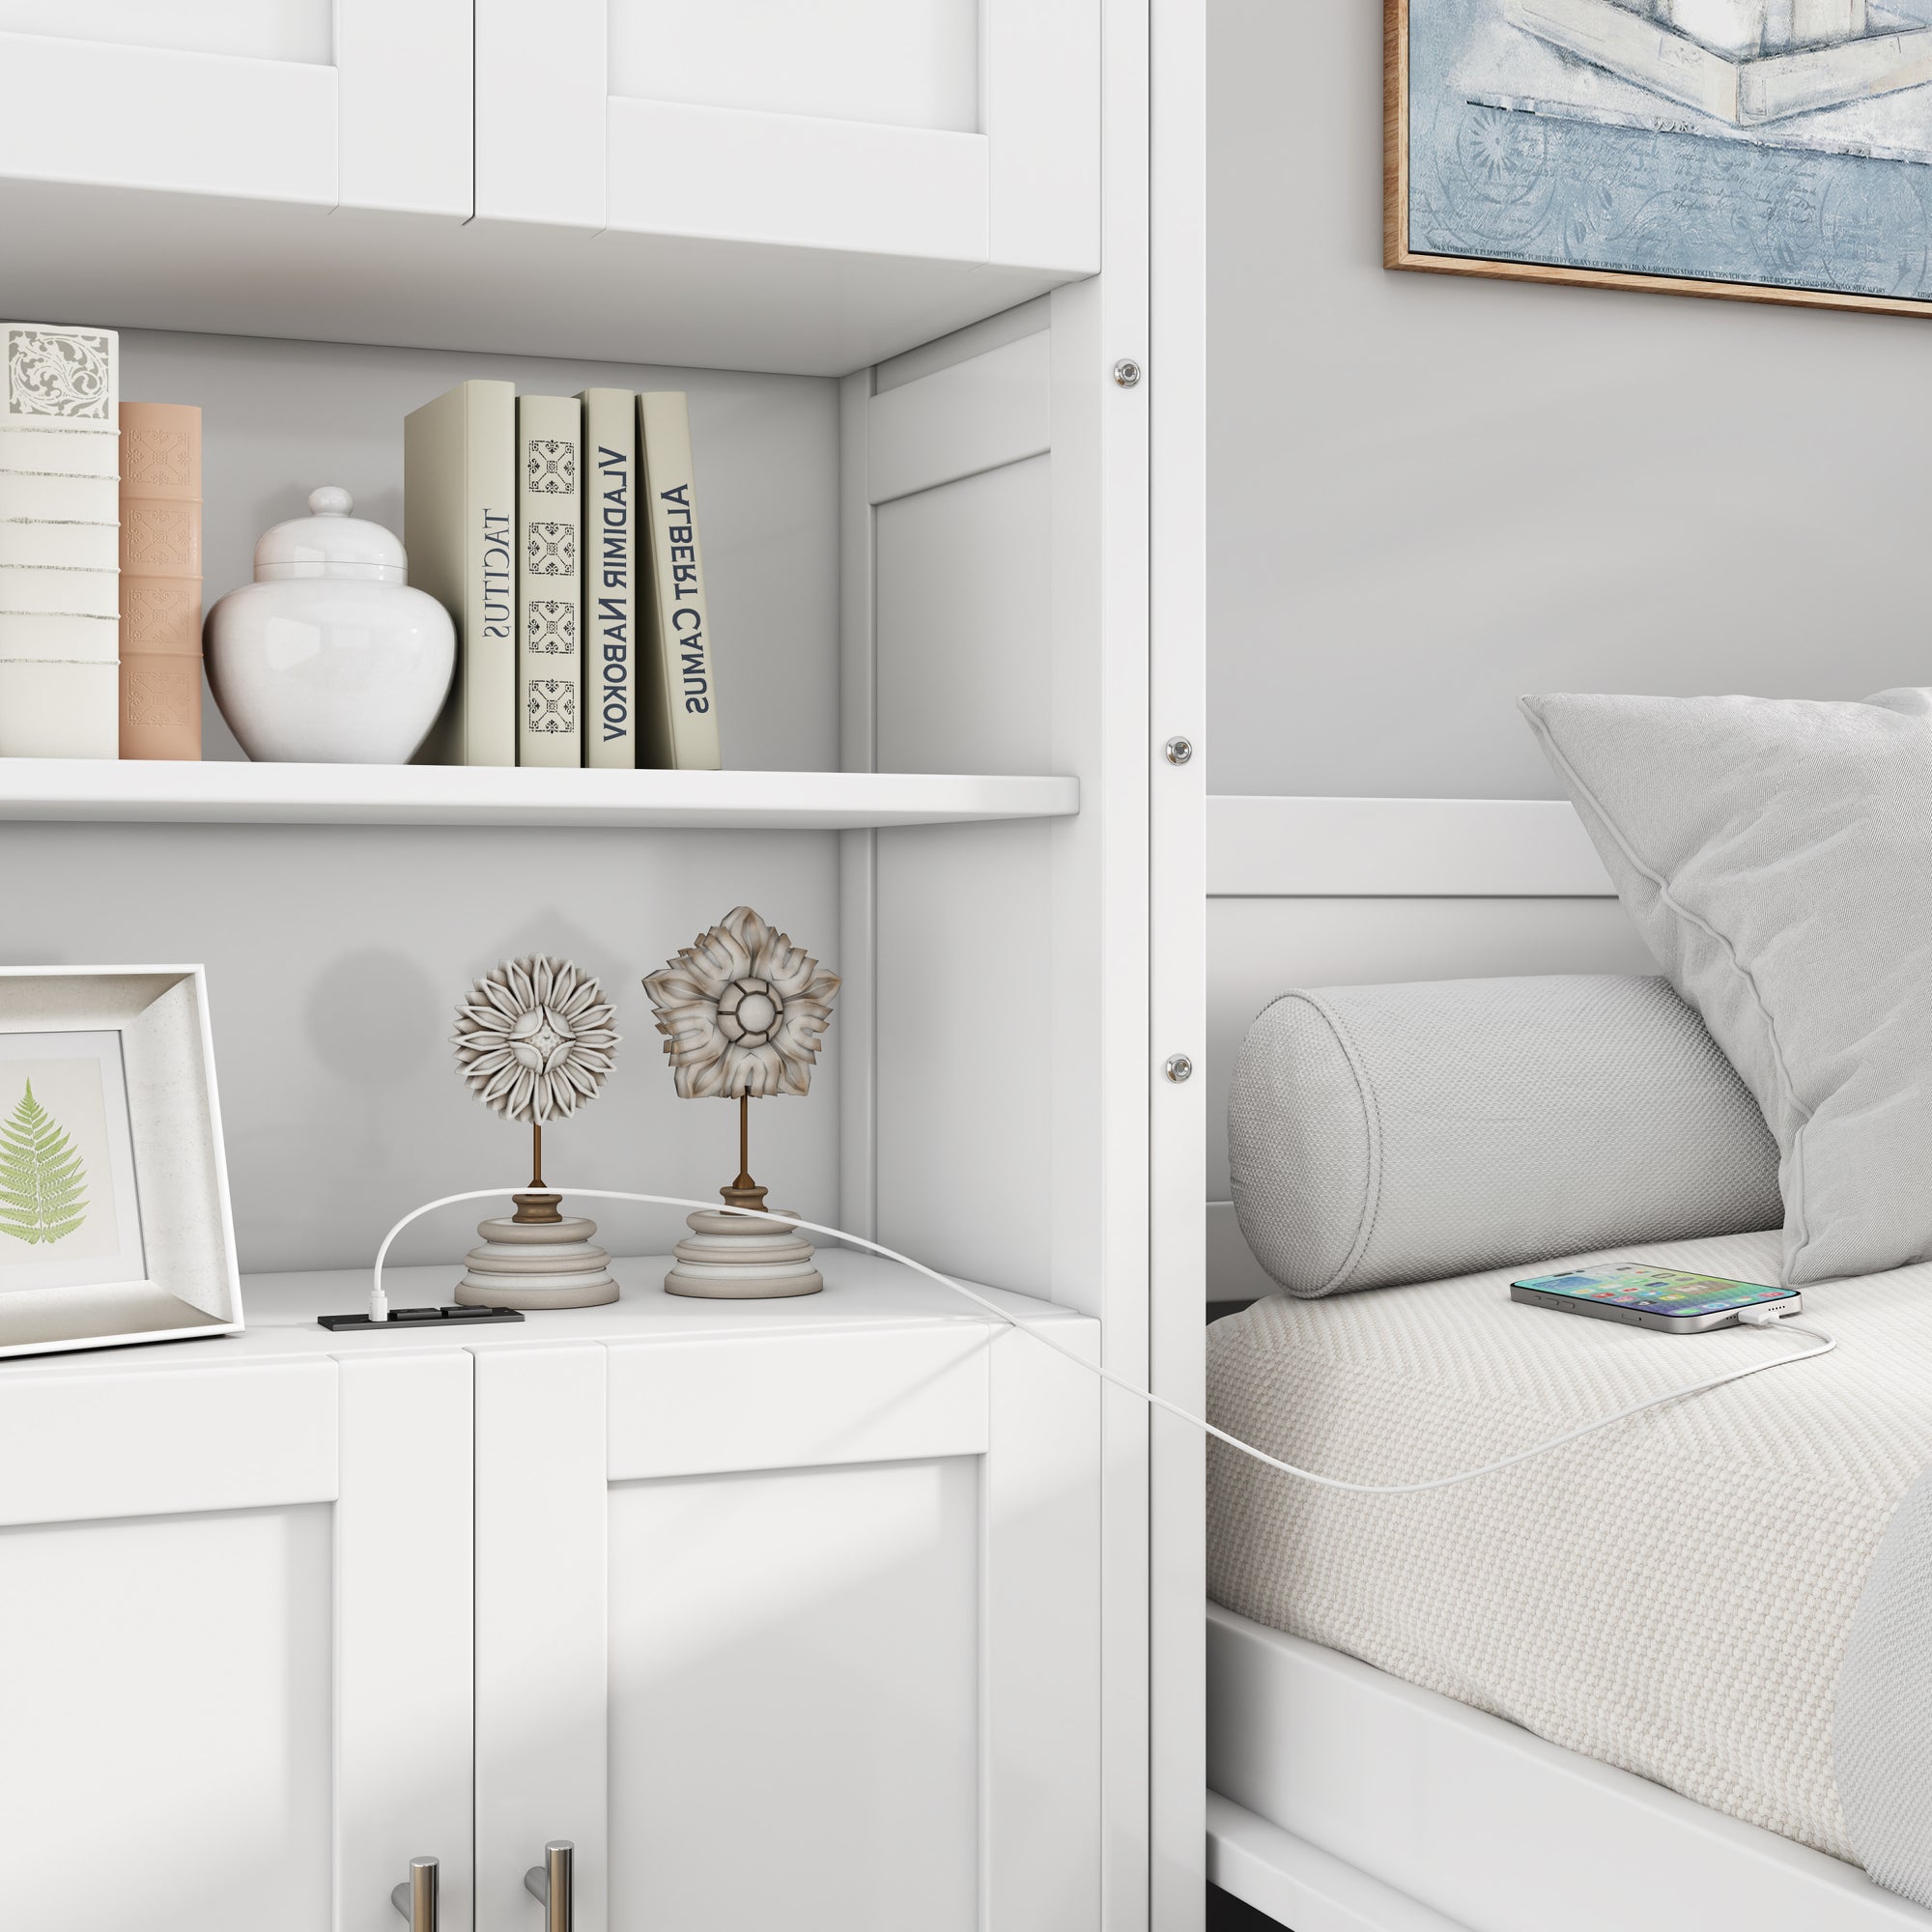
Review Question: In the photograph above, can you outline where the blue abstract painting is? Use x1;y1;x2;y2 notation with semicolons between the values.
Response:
1402;0;1932;302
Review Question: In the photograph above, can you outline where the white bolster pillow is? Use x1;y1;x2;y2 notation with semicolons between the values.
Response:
1228;973;1780;1298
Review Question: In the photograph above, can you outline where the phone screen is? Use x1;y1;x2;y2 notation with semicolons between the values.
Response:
1511;1264;1796;1320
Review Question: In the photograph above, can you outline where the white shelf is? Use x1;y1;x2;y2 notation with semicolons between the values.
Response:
0;184;1080;377
0;759;1079;832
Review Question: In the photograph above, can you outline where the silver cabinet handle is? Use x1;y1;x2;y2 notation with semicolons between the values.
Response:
524;1839;573;1932
390;1856;438;1930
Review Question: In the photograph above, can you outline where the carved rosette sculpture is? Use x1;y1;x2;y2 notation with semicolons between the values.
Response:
643;906;840;1298
449;954;622;1310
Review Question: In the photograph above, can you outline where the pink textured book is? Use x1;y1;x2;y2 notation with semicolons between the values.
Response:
117;401;202;760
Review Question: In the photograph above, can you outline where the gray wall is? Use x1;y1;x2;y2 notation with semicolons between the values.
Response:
11;330;842;1274
1208;0;1932;801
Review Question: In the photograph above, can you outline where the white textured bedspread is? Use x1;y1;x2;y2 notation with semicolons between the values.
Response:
1207;1232;1932;1863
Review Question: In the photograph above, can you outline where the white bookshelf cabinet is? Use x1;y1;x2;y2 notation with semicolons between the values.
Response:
0;2;1207;1928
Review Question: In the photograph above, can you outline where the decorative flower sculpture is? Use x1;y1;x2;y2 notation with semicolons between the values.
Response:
451;955;619;1124
643;906;839;1098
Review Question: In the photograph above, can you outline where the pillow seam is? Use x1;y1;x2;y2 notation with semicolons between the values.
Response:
1288;989;1385;1295
1523;703;1817;1271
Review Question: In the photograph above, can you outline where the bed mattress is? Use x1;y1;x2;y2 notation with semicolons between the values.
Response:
1207;1231;1932;1865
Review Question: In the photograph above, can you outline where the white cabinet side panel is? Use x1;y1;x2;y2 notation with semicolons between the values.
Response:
474;0;606;228
867;330;1052;506
335;1351;475;1930
986;0;1100;270
986;1321;1104;1931
877;819;1055;1297
609;1457;980;1931
875;454;1053;777
0;34;337;204
475;1345;609;1932
609;0;979;131
335;0;471;216
0;1503;333;1929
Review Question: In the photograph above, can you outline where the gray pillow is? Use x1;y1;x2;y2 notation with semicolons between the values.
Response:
1521;689;1932;1286
1229;973;1779;1298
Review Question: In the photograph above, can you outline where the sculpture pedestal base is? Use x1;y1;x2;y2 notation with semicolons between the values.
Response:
454;1193;618;1311
664;1206;823;1299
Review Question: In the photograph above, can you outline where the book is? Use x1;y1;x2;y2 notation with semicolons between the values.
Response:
579;387;637;769
0;322;119;759
117;402;202;760
637;390;721;771
515;393;582;768
404;379;517;767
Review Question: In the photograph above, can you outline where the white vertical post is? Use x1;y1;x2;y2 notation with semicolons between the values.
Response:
839;366;879;1245
335;1351;475;1931
1149;0;1209;1922
474;1345;610;1931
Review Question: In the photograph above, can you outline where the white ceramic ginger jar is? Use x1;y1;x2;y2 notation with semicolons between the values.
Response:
204;486;455;763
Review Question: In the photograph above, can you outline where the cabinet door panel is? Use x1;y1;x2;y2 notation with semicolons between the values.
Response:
609;0;979;130
608;1459;980;1931
0;1351;475;1932
475;0;1094;271
0;1503;334;1930
0;0;469;215
476;1321;1100;1932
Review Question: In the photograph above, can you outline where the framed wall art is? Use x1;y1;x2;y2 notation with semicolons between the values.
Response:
1386;0;1932;317
0;966;240;1358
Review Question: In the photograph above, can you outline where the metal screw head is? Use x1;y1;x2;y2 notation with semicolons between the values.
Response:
1164;1054;1194;1083
1164;735;1194;766
1113;357;1143;388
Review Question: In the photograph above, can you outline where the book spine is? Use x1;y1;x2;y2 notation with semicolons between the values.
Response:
404;379;516;767
637;390;722;771
516;394;582;768
0;322;120;759
117;402;202;760
579;388;637;769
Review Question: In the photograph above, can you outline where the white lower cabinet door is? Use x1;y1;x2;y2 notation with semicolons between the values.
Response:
0;1350;474;1931
474;1321;1102;1931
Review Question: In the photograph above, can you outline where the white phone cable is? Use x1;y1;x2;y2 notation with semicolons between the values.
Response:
370;1189;1835;1497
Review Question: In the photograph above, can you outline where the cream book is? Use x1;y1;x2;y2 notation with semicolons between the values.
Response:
516;393;582;768
579;387;636;769
404;380;516;767
0;322;120;759
637;390;721;771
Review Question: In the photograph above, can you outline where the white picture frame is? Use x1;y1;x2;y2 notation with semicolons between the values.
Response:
0;966;241;1358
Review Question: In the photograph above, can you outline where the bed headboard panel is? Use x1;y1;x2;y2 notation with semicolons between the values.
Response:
1206;797;1656;1302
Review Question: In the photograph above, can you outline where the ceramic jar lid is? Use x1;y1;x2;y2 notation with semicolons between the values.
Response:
252;485;407;583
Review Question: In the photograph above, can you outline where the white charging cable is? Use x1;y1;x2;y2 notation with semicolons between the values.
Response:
370;1190;1836;1497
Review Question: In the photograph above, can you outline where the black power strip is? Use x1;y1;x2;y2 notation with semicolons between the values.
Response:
318;1305;526;1331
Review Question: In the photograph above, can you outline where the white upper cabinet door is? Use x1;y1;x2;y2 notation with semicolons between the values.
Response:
0;1350;475;1932
474;0;1098;271
0;0;471;214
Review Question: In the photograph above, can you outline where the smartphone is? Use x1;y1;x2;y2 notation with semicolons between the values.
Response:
1509;1264;1799;1333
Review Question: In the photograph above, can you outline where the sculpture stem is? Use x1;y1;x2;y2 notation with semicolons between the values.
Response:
734;1093;754;1192
531;1120;544;1190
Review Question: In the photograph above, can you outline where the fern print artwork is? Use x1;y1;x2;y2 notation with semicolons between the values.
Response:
0;1079;89;1245
0;1037;136;1288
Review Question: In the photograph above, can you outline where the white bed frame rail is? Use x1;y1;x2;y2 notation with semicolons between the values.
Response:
1207;1604;1932;1932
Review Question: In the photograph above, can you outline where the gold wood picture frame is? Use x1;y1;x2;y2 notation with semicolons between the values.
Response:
1385;0;1932;320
